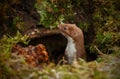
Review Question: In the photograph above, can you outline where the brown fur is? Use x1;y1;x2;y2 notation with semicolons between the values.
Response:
58;24;86;63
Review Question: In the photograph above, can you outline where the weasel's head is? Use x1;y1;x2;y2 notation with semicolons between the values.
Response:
57;24;82;39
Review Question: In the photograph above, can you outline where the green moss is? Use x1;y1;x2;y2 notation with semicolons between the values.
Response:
12;16;25;31
34;0;74;29
0;31;29;79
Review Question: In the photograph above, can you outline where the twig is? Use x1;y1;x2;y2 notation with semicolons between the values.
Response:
94;45;106;57
56;57;67;66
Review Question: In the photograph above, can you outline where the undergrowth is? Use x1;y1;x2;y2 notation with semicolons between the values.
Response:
0;31;29;79
0;31;120;79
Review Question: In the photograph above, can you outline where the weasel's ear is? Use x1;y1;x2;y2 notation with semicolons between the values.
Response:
72;24;76;26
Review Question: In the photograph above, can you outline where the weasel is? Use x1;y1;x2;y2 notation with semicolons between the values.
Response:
58;24;86;64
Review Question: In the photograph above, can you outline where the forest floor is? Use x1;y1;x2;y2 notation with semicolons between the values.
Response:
5;51;120;79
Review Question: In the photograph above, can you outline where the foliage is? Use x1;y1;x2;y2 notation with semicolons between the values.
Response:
91;0;120;54
78;22;90;32
0;31;29;54
0;31;29;79
12;16;25;31
35;0;74;29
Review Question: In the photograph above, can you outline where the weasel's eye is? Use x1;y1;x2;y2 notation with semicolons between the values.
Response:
63;27;67;30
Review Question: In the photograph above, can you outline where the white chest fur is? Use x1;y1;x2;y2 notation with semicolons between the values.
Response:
65;36;76;64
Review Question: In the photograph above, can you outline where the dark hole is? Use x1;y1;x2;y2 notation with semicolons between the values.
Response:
28;34;67;64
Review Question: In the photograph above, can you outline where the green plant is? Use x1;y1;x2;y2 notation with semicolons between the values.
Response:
34;0;74;29
0;31;29;54
12;16;25;31
0;31;29;79
92;0;120;54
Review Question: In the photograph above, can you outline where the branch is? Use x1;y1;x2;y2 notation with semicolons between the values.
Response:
24;27;61;39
